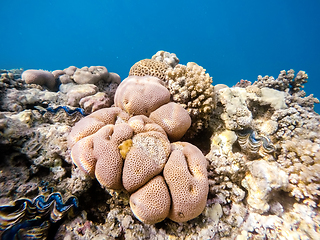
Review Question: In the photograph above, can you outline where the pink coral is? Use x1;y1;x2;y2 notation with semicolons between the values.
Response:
114;75;170;116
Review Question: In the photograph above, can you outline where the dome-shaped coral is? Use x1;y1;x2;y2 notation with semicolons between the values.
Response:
166;62;215;138
114;75;170;116
163;142;209;222
22;69;57;90
130;175;171;224
129;59;169;82
122;131;171;193
149;102;191;141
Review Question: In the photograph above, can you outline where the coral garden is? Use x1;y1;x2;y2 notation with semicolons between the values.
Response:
0;51;320;239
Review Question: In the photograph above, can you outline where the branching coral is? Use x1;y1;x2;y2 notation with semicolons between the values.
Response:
166;62;215;137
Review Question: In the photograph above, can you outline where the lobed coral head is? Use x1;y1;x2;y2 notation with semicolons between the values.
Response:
114;75;170;116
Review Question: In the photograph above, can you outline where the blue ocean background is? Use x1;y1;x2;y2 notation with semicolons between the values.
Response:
1;0;319;112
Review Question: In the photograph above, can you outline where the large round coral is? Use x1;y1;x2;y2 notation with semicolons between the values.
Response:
166;62;215;137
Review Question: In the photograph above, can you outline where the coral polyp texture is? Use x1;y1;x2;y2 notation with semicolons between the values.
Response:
68;78;208;224
1;57;320;239
114;75;171;116
129;53;215;138
129;59;169;82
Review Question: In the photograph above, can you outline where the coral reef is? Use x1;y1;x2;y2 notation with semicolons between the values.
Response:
1;62;320;239
207;69;320;239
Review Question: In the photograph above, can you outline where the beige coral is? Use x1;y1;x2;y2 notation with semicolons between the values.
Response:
114;76;170;116
149;102;191;141
128;115;167;136
129;59;169;82
151;50;179;68
73;66;109;84
71;135;96;177
67;107;130;148
241;160;289;213
79;92;113;113
94;123;133;189
165;62;215;137
163;142;209;222
22;69;56;90
122;131;171;193
130;175;171;224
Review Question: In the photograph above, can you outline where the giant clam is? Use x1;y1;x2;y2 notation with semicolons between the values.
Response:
236;128;275;158
35;105;87;116
0;192;78;240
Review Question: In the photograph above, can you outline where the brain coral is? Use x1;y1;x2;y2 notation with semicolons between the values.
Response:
163;142;209;222
94;123;133;189
114;75;170;116
68;71;210;224
129;59;169;82
166;62;215;138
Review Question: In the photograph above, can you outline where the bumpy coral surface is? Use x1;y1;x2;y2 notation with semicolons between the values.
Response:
207;69;320;239
151;50;180;68
114;75;171;116
129;59;169;82
68;102;207;224
166;62;215;138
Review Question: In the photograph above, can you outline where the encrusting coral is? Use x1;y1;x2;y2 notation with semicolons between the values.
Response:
207;69;320;239
151;50;180;68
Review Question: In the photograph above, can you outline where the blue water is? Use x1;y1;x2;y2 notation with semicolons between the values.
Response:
1;0;320;112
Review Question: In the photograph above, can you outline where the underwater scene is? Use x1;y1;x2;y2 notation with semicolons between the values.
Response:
1;1;320;240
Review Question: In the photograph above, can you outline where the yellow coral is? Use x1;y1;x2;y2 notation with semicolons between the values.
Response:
118;139;133;159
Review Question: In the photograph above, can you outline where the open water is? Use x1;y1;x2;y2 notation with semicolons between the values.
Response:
1;0;319;111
